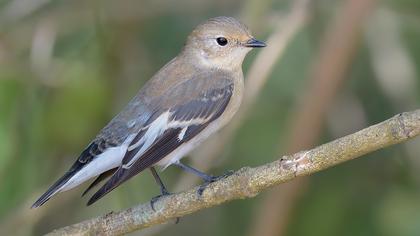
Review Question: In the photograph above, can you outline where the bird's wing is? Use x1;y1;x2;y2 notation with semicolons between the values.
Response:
87;75;234;205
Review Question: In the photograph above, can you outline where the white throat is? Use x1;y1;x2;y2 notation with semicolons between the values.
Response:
193;48;250;71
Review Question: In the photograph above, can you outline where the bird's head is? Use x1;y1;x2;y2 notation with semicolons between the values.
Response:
183;16;266;71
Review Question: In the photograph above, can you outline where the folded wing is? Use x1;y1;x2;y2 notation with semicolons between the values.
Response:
87;77;234;205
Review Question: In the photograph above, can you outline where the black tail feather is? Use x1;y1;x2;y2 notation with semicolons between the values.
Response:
86;169;125;206
81;168;117;197
31;163;83;208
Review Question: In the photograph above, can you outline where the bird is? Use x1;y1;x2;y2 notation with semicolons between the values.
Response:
32;16;266;208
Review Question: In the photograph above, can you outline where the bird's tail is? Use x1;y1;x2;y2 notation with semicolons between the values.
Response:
31;163;82;208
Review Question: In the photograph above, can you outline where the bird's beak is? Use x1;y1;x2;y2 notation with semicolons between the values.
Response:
244;38;266;48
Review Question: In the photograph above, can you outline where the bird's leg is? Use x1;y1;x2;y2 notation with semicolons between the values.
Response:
149;167;181;224
173;161;234;195
149;167;171;211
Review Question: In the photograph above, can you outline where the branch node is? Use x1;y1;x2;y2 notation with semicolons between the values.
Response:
294;150;312;175
395;111;420;139
279;150;311;177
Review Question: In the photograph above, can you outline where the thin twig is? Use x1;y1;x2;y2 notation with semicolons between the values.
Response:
45;110;420;236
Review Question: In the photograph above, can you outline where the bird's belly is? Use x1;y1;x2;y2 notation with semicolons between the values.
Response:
155;118;223;169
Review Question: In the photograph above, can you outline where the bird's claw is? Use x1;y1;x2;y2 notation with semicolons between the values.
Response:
150;189;171;211
197;170;234;195
222;169;235;177
150;191;181;223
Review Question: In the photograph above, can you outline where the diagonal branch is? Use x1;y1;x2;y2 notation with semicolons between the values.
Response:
46;110;420;236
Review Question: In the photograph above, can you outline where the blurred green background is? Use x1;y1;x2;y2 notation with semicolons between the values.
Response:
0;0;420;235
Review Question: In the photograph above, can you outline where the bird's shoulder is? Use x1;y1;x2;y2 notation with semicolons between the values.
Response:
141;56;236;100
155;69;234;108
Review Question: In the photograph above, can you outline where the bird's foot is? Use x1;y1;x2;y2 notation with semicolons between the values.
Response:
197;170;234;195
150;189;172;211
150;190;181;224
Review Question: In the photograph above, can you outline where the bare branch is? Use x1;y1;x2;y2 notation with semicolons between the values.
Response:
45;110;420;236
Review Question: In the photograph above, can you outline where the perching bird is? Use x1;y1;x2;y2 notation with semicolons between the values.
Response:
32;16;265;208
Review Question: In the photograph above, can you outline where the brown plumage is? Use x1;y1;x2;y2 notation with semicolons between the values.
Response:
32;16;265;208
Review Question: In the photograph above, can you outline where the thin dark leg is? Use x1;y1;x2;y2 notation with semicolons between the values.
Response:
173;161;234;195
149;167;180;224
173;161;214;182
150;167;169;195
149;167;171;211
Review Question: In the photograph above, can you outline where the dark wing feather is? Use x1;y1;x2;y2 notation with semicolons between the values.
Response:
87;82;233;205
81;167;118;197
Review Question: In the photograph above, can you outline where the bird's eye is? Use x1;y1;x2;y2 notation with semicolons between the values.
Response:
216;37;228;46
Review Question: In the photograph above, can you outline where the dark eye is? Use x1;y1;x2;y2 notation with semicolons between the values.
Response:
216;37;228;46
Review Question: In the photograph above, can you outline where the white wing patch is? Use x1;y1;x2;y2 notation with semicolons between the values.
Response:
178;126;188;141
123;110;215;169
124;112;171;168
128;112;170;152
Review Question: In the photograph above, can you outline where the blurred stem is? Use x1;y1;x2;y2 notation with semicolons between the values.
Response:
45;110;420;236
240;0;274;30
249;0;377;235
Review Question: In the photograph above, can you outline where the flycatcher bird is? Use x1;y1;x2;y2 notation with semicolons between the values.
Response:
32;16;266;208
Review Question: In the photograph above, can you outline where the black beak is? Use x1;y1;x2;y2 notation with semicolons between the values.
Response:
244;38;266;48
